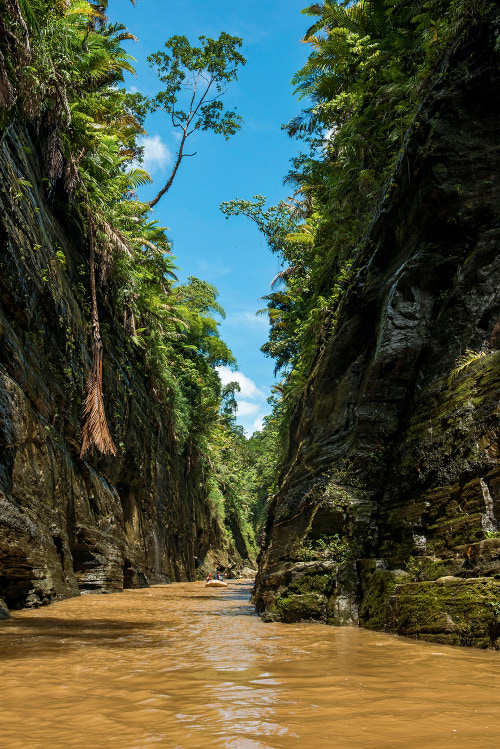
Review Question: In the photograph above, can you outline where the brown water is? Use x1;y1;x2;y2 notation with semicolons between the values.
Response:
0;581;499;749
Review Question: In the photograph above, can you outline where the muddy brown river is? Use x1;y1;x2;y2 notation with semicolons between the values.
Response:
0;581;499;748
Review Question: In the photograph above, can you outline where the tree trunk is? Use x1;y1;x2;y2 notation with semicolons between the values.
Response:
149;136;187;208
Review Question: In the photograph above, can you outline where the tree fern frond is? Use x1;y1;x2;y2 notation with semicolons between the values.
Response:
447;349;488;388
125;167;153;188
99;219;133;254
270;265;303;289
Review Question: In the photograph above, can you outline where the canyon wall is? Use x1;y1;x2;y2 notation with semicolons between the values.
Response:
0;123;247;612
254;13;500;647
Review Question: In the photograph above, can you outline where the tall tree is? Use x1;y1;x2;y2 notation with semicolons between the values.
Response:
147;32;246;208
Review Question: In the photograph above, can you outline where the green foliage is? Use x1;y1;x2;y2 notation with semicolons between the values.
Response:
0;2;242;462
296;533;353;565
447;349;489;387
220;195;300;257
149;32;245;137
0;0;268;558
406;555;422;582
405;555;451;582
222;0;492;443
484;530;500;540
55;249;66;266
146;32;246;207
203;408;282;556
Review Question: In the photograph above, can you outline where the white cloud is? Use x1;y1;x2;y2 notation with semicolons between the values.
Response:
238;410;268;437
216;366;265;401
216;366;269;436
231;310;269;329
234;407;269;437
236;400;261;417
249;416;264;434
140;135;172;173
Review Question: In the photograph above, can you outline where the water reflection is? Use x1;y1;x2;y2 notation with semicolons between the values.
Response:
0;581;499;748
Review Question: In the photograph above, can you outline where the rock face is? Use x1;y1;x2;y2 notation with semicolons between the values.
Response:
0;123;246;611
254;14;500;647
0;596;9;619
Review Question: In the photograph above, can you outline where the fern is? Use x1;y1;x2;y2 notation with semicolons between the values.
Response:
447;350;489;388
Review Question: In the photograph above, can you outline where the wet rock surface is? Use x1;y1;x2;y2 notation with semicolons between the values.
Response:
253;11;500;647
0;596;9;619
0;123;245;609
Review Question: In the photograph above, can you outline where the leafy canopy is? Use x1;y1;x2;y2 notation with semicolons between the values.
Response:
221;0;488;443
146;32;246;207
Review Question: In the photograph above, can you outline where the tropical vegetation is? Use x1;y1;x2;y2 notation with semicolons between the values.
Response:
0;0;262;552
222;0;492;464
3;0;487;557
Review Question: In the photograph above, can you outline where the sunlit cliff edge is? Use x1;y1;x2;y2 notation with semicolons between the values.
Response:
253;5;500;648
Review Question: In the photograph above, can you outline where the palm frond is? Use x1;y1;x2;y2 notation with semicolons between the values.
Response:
125;167;153;189
97;217;133;257
80;211;116;457
80;213;116;457
270;265;302;289
80;340;116;457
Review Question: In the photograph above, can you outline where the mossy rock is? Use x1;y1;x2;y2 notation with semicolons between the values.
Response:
288;571;334;597
406;556;457;582
390;578;500;648
359;568;403;630
274;592;327;623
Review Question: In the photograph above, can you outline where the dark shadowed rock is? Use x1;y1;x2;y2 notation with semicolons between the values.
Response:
0;596;9;619
253;6;500;647
0;124;248;609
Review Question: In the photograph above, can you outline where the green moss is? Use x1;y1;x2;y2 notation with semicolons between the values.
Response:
289;572;334;596
406;556;454;582
404;353;500;446
275;592;326;623
359;569;400;630
393;579;500;648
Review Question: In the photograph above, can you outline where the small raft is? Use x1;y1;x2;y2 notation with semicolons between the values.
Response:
205;580;228;588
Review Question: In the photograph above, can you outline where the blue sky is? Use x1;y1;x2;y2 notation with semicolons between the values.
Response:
107;0;309;433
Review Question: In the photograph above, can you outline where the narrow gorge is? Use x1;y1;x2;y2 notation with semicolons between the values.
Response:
1;0;500;654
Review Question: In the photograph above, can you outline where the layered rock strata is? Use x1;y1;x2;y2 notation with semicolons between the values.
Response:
0;123;245;611
254;13;500;647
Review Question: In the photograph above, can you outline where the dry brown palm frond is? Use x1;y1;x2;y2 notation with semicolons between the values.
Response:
0;50;16;108
163;330;187;341
63;159;80;198
80;213;116;458
270;265;302;289
131;237;172;253
95;242;114;286
98;218;133;257
63;147;85;199
284;191;314;220
44;126;64;181
95;218;133;285
53;74;71;127
80;340;116;457
123;301;137;336
5;0;31;58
